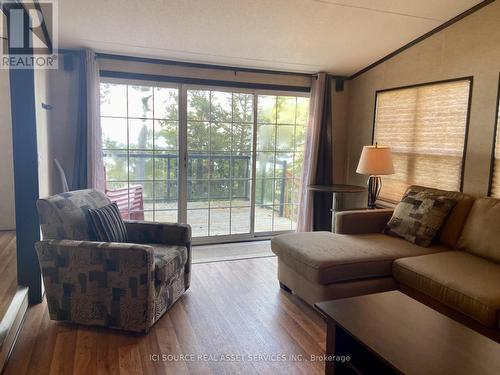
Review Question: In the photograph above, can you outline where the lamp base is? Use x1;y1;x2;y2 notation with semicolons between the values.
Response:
367;176;382;209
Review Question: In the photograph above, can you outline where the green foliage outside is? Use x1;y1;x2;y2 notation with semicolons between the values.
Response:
100;83;309;216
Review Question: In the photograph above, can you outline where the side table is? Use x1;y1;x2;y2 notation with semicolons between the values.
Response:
308;184;366;232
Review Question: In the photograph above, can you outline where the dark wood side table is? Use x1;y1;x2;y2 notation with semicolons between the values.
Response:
315;291;500;375
308;184;366;231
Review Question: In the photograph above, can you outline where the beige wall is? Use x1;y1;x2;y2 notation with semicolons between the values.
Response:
0;70;16;230
47;63;80;194
35;69;53;198
345;1;500;204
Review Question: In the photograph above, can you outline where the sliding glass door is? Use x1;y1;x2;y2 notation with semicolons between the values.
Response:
186;88;254;237
100;79;309;243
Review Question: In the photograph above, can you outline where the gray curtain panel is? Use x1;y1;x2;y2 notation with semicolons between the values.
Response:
73;49;106;191
297;73;333;232
313;77;333;231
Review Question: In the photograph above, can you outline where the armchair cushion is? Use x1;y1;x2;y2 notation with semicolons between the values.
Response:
88;202;128;242
37;189;111;240
150;243;188;284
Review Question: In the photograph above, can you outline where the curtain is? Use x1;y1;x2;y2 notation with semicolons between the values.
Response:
73;49;105;191
297;73;333;232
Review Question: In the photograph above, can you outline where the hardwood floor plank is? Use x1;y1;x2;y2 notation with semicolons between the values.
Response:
168;301;213;375
25;303;62;375
2;297;53;375
118;343;142;375
49;327;78;375
4;257;326;374
0;232;18;319
73;329;100;374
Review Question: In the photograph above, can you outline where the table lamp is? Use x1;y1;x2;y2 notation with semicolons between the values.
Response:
356;143;395;208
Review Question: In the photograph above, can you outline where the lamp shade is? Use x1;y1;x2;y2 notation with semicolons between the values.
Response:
356;145;395;175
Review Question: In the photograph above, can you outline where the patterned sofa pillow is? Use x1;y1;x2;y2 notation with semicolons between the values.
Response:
384;190;456;247
88;202;128;243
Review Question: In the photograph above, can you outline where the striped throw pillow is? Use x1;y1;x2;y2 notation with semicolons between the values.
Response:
88;202;128;243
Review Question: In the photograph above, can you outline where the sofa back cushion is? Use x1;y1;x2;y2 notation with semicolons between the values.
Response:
37;189;111;240
405;185;474;249
458;197;500;264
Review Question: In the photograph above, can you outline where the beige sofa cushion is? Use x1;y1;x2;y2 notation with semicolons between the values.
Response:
393;251;500;327
406;185;474;249
458;197;500;264
271;232;447;285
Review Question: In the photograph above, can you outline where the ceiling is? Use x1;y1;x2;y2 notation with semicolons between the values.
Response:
57;0;484;75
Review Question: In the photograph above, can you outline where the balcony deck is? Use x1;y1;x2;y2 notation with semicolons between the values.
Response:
143;200;297;237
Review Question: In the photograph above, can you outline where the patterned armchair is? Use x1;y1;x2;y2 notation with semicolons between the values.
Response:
35;189;191;333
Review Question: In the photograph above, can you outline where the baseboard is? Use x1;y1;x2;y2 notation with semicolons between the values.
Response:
0;287;28;372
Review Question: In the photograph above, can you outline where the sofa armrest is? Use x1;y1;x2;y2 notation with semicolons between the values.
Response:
335;209;394;234
124;221;192;246
35;239;155;332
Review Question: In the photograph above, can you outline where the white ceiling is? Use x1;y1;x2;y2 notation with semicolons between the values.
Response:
57;0;483;75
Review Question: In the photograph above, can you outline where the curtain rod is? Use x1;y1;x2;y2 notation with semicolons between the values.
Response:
59;50;347;81
95;52;318;79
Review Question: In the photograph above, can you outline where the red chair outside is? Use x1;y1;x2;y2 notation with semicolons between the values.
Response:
105;184;145;220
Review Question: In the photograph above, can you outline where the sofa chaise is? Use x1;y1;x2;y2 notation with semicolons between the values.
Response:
271;185;500;340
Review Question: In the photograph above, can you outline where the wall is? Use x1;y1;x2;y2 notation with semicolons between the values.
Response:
0;69;16;230
35;69;53;198
345;1;500;204
47;61;80;193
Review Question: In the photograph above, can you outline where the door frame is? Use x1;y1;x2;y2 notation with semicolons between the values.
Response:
100;78;309;245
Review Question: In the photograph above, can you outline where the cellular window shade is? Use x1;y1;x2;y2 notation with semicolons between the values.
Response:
490;103;500;197
374;80;470;203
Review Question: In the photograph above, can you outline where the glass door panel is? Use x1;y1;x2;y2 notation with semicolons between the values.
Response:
254;95;308;233
186;88;254;238
100;82;180;222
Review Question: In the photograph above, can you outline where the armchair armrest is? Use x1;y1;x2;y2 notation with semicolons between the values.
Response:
35;239;155;332
335;209;394;234
124;221;192;246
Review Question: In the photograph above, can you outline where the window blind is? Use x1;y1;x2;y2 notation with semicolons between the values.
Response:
490;100;500;197
374;80;470;203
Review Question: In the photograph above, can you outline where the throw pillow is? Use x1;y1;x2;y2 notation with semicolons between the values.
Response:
88;202;128;243
384;190;455;247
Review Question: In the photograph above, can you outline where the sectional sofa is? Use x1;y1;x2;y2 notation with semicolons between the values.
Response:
271;185;500;341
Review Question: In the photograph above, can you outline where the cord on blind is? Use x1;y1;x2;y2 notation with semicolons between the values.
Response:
374;80;470;203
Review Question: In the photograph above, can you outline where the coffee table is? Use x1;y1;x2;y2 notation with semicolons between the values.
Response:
315;291;500;375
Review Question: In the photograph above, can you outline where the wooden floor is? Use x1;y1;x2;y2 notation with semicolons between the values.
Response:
0;231;18;320
5;257;326;374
